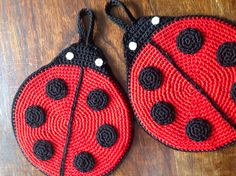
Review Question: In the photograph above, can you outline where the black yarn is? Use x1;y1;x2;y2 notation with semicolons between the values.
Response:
96;124;117;148
86;89;108;111
73;152;95;173
45;78;67;100
176;28;203;54
150;40;236;130
185;118;211;142
216;42;236;67
25;106;45;128
230;83;236;102
138;67;162;90
150;101;175;125
33;140;53;161
105;0;136;31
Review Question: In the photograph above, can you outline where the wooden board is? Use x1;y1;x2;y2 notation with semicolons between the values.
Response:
0;0;236;175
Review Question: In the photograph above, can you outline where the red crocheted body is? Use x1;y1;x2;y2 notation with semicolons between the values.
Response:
13;65;131;175
129;17;236;151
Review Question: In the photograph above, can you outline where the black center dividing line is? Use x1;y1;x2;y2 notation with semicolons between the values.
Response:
59;67;84;176
149;39;236;130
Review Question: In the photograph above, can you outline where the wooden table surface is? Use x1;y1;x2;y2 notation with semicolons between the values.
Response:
1;0;236;175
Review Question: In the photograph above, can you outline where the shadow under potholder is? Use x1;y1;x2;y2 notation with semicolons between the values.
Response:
105;0;236;151
12;9;132;175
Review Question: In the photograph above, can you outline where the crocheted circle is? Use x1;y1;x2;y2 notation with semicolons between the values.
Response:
73;152;95;173
33;140;53;161
176;28;203;54
216;42;236;67
25;106;45;128
185;118;211;142
86;89;108;111
45;78;67;100
96;124;117;148
138;67;162;90
230;83;236;102
150;101;175;125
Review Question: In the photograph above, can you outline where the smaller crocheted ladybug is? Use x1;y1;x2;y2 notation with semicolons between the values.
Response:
106;0;236;151
12;9;132;175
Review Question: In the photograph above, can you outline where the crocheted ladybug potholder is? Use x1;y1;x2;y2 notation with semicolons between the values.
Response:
12;9;132;175
106;0;236;151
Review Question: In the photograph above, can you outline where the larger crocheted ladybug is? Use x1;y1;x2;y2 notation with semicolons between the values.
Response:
12;9;132;175
106;0;236;151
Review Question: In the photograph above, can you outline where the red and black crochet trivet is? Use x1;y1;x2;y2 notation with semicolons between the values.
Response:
12;9;132;175
106;0;236;151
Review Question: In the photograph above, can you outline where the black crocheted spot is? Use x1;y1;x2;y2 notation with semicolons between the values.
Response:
185;118;211;142
33;140;53;160
176;28;203;54
25;106;45;128
216;42;236;67
45;78;67;100
138;67;162;90
73;152;95;173
230;83;236;102
86;89;108;111
96;124;117;148
150;101;175;125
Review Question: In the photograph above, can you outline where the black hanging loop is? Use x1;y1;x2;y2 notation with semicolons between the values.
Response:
105;0;136;31
77;8;95;45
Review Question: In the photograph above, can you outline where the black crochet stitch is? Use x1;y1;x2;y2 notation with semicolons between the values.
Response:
96;124;117;148
176;28;203;54
216;42;236;67
73;152;95;173
33;140;53;161
45;78;67;100
150;101;175;125
230;83;236;102
86;89;108;111
185;118;211;142
138;67;162;90
25;106;45;128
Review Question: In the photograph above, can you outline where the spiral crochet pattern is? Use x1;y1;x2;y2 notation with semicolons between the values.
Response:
73;152;95;173
25;106;45;128
33;140;53;161
86;89;108;111
96;124;117;147
45;78;67;100
127;16;236;151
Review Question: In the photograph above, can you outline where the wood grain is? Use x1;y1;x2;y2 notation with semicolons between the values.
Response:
0;0;236;175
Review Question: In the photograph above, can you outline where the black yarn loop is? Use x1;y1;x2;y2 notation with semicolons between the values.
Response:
105;0;136;31
77;8;95;45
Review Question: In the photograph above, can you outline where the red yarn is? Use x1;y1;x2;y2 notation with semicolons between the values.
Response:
13;65;132;175
129;17;236;151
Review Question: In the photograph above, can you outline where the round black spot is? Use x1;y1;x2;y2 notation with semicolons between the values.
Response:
176;28;203;54
73;152;95;173
230;83;236;102
33;140;53;160
138;67;162;90
185;118;211;142
25;106;45;128
216;42;236;67
150;101;175;125
45;78;67;100
96;124;117;148
86;89;108;111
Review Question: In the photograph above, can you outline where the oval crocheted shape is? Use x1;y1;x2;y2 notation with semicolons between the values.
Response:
138;67;162;90
216;42;236;67
25;106;45;128
86;89;108;111
150;101;175;125
96;124;117;147
33;140;53;161
176;28;203;54
12;65;132;175
185;118;211;142
45;78;67;100
128;16;236;151
73;152;95;173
